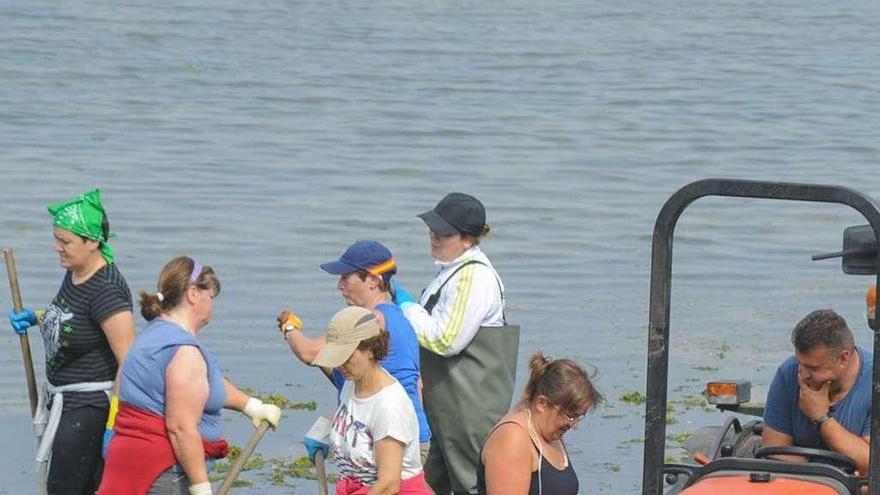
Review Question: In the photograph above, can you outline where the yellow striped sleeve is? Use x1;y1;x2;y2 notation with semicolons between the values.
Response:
420;262;477;354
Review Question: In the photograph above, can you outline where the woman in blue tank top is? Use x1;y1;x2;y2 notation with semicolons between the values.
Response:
477;352;603;495
100;257;283;495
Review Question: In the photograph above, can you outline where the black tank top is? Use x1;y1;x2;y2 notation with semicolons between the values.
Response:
476;421;579;495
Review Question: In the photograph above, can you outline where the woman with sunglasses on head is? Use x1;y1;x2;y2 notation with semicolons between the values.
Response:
394;192;519;494
478;352;603;495
7;189;136;495
98;257;281;495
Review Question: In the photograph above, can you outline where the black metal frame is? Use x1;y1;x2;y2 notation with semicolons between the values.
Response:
641;179;880;495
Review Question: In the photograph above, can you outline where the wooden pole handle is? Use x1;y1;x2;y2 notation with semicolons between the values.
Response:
4;249;38;417
216;421;271;495
315;449;329;495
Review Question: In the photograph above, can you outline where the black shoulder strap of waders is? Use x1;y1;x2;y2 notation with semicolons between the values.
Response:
423;260;507;323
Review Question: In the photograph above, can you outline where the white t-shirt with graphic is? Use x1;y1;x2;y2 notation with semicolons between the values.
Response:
330;373;422;485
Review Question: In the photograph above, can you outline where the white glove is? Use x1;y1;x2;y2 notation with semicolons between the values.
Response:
189;481;213;495
243;397;282;429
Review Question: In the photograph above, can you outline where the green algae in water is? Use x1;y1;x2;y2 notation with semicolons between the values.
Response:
619;390;646;404
213;452;267;474
237;387;318;410
691;365;719;372
261;393;317;410
270;456;337;485
667;431;692;444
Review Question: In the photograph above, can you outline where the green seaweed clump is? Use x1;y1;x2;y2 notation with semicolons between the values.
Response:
619;390;647;404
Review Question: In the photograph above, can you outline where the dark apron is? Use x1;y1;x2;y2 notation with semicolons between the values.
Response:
420;260;520;494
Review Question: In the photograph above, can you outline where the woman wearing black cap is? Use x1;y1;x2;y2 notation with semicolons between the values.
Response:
395;192;519;495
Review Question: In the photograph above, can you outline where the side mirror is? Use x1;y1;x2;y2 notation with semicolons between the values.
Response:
812;224;878;275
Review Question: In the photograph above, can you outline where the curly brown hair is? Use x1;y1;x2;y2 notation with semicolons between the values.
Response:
356;330;390;362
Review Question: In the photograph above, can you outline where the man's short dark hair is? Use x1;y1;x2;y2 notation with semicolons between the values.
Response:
353;270;392;293
791;309;854;355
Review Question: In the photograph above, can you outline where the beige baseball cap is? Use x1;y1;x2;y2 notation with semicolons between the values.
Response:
311;306;382;368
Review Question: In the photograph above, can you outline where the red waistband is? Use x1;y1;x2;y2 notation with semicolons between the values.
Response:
97;402;228;495
335;471;430;495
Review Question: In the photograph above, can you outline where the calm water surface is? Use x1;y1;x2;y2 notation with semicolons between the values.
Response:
1;1;879;493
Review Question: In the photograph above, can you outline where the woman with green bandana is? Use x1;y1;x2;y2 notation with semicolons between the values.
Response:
7;189;136;495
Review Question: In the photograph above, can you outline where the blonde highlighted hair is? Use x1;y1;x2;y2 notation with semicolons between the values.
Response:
139;256;220;321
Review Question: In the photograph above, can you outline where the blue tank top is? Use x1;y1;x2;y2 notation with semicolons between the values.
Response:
119;319;226;440
332;303;431;442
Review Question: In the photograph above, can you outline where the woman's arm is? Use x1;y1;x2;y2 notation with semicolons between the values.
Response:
165;345;210;485
276;309;326;364
368;437;405;495
100;310;136;395
222;378;249;411
482;423;534;495
285;331;326;365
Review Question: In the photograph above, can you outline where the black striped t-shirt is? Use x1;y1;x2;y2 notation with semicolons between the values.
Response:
40;262;132;411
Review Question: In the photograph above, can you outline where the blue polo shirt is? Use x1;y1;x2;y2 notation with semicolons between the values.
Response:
763;346;872;448
332;303;431;443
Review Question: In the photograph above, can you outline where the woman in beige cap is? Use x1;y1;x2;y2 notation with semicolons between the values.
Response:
312;306;432;495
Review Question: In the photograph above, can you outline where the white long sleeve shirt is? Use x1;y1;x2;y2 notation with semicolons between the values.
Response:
402;247;505;357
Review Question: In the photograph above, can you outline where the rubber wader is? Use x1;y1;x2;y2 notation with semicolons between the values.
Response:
420;260;520;495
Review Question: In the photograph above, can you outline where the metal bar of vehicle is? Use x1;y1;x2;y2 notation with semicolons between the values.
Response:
641;179;880;495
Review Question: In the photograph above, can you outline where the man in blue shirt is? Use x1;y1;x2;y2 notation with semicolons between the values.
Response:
278;240;432;463
763;309;872;474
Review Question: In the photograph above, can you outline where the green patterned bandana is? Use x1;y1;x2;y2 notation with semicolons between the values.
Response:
47;189;115;263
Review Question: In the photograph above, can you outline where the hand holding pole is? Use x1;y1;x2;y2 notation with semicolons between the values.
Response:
4;249;38;416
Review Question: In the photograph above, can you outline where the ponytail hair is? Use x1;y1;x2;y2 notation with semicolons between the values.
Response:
139;256;221;321
521;351;603;414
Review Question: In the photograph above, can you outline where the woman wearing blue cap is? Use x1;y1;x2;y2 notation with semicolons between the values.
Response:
7;189;136;494
394;193;519;495
277;240;431;465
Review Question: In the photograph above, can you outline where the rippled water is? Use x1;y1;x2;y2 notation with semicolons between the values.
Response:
1;1;879;493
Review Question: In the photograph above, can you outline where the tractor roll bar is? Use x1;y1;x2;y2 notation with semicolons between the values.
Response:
642;179;880;495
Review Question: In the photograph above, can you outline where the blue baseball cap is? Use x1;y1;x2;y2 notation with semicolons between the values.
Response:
320;240;397;276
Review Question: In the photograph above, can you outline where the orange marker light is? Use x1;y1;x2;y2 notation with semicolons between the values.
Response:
707;382;739;397
705;380;750;405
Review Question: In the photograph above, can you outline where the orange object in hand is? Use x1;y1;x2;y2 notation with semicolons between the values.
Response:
278;310;304;334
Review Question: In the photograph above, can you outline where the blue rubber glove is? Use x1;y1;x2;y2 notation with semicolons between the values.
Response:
102;395;119;458
304;437;330;465
102;428;115;458
391;278;416;306
8;308;38;335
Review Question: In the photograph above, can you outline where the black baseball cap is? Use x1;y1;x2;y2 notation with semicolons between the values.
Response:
418;192;486;237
